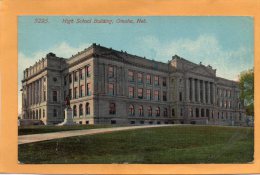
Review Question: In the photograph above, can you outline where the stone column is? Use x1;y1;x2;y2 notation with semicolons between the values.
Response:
208;81;211;104
186;78;189;102
192;78;195;102
203;81;206;104
197;79;200;103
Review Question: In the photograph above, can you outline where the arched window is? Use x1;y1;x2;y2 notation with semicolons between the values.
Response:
155;107;160;117
36;110;38;119
148;106;152;117
39;109;41;119
139;105;144;116
73;105;77;117
129;105;135;116
163;108;168;117
33;111;35;119
79;104;83;116
86;102;90;115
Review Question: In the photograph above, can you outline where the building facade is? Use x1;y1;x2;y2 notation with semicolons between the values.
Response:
21;44;246;125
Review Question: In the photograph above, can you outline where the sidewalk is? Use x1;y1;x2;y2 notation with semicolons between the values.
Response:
18;124;174;145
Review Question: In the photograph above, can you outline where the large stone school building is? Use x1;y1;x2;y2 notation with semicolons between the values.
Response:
21;43;246;126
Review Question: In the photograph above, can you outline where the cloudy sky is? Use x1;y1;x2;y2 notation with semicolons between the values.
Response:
18;16;254;114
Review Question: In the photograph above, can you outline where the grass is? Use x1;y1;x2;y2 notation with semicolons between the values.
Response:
18;124;126;135
18;125;254;164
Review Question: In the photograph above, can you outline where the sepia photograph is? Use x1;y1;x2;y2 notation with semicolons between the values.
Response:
17;16;254;164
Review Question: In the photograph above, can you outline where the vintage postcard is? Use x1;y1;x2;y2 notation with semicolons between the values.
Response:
17;16;254;164
0;0;259;174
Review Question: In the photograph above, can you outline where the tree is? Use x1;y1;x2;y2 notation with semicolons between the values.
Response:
239;68;254;116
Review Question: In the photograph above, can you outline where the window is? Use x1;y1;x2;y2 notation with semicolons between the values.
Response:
163;77;166;86
128;105;135;116
154;76;159;86
172;108;175;116
69;74;72;83
148;106;152;117
137;73;143;83
155;107;160;117
196;108;199;117
73;105;77;117
109;103;116;114
201;109;205;117
74;87;78;99
80;85;84;97
154;90;159;101
128;70;134;82
64;76;67;85
86;83;91;96
39;109;41;119
43;91;46;101
79;104;83;116
86;65;91;77
53;91;57;102
53;109;57;117
138;88;143;99
228;101;231;108
79;69;83;80
206;109;210;118
108;83;115;96
179;92;182;101
64;90;66;100
146;89;151;100
163;91;167;101
108;66;114;78
69;89;72;98
74;71;78;82
224;101;227;108
146;74;152;84
163;108;168;117
139;106;144;116
86;103;90;115
128;86;134;98
180;108;183;116
43;109;45;118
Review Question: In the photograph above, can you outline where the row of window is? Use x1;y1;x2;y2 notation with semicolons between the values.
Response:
27;108;45;119
188;108;242;121
72;103;90;117
128;105;169;117
62;83;91;100
127;69;167;86
108;84;167;101
64;65;91;85
217;88;236;98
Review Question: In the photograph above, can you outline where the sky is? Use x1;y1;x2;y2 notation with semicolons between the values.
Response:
18;16;254;114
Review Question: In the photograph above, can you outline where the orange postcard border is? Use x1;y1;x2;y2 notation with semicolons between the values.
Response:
0;0;259;174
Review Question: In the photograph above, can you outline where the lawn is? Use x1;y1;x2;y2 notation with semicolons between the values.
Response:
18;125;254;164
18;124;126;135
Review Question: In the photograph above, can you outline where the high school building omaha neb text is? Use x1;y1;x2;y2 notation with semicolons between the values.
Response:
21;43;246;125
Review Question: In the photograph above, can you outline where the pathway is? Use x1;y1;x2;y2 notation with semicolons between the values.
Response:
18;124;175;145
